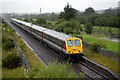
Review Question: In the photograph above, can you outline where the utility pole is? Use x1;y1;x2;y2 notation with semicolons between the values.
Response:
40;8;41;15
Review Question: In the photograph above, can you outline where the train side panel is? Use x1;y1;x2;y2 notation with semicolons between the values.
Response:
11;18;83;60
11;18;67;56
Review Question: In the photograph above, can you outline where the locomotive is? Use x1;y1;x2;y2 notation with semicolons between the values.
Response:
11;18;83;60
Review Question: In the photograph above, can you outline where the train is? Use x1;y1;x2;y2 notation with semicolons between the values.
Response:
11;18;84;60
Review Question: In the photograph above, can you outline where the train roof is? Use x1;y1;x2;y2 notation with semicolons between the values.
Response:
11;18;73;41
11;18;46;31
44;29;72;41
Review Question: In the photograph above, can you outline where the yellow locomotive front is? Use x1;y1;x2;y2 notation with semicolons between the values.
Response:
65;38;83;59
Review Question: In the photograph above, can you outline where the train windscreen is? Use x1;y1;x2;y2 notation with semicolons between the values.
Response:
67;40;80;46
67;40;73;46
74;40;80;46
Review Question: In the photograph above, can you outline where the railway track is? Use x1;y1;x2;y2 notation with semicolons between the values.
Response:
72;56;119;80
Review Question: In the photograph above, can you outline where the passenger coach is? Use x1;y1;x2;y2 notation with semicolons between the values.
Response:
11;18;84;60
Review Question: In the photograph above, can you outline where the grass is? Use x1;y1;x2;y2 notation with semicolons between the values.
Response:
27;62;84;78
2;67;24;78
84;48;120;76
81;34;119;54
93;26;119;34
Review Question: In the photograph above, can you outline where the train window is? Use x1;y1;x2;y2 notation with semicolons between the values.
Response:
67;40;73;46
74;40;80;46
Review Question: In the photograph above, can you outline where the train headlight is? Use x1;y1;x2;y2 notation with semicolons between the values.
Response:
73;48;76;50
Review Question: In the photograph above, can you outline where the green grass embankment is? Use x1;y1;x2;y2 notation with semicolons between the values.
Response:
2;23;24;78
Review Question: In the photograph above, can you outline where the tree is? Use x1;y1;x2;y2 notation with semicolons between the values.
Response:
35;17;46;26
59;3;78;20
85;22;93;34
84;7;95;15
23;18;29;22
64;19;81;34
108;27;113;37
51;12;58;21
54;18;67;32
54;19;81;34
79;16;88;24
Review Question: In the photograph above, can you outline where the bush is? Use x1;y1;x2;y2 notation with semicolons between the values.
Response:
23;18;29;22
3;38;15;51
91;40;106;52
2;53;22;68
35;17;46;26
85;22;93;34
91;43;99;52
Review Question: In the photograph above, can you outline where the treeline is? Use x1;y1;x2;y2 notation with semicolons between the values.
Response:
16;3;120;35
79;7;119;28
16;13;59;21
16;5;120;29
59;4;119;28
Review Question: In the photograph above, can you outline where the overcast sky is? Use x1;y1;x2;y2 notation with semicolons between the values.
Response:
0;0;119;13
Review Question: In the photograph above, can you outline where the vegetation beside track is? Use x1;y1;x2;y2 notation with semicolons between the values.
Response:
27;62;84;78
2;20;84;78
2;22;24;78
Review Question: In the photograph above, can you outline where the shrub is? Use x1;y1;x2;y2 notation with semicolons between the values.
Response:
3;38;15;51
85;22;93;34
23;18;29;22
2;53;22;68
35;17;46;26
91;40;106;52
2;34;7;44
91;43;99;52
